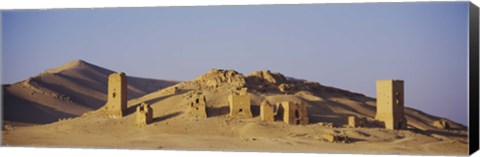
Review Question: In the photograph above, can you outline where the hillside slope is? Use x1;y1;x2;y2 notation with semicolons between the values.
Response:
3;60;178;124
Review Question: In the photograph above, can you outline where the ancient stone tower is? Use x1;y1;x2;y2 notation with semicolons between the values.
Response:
375;80;407;130
260;100;275;122
228;88;253;118
188;94;208;119
278;101;309;125
105;72;127;118
136;102;153;127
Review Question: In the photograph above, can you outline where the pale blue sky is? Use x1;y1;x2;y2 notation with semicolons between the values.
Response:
2;2;469;125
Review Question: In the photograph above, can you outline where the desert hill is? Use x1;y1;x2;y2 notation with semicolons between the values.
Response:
3;60;178;124
2;67;468;155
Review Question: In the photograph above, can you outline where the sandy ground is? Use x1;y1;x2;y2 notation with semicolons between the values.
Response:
2;114;468;155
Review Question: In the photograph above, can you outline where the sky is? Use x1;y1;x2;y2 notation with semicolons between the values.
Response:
1;2;469;125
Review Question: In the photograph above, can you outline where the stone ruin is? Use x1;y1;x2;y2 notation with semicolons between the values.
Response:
346;116;386;128
136;102;153;127
317;122;334;128
98;71;411;131
228;88;253;119
433;119;451;130
188;94;208;119
279;101;309;125
105;72;127;118
260;100;309;125
375;80;407;130
348;116;368;128
321;134;350;143
260;101;275;122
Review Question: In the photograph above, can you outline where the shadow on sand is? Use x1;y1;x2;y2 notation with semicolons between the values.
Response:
153;111;183;123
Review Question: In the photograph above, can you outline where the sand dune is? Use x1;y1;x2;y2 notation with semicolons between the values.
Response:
2;65;468;155
3;60;178;124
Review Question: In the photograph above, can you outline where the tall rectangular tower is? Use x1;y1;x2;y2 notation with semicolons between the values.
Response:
106;72;128;118
375;80;407;130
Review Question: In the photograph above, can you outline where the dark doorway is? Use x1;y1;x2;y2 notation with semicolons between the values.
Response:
274;105;284;121
295;109;301;124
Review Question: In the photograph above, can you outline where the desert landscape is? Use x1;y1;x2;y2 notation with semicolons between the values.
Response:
1;60;469;155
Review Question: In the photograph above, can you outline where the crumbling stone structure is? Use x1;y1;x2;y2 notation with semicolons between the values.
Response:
105;72;127;118
318;122;334;128
348;116;368;128
188;94;208;119
259;100;309;125
260;100;275;122
321;134;350;143
278;101;309;125
228;88;253;119
375;80;407;130
136;102;153;127
433;119;451;130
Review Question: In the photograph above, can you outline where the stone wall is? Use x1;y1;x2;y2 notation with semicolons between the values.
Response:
433;119;451;130
348;116;368;128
